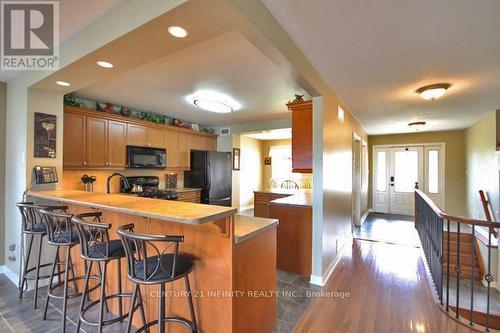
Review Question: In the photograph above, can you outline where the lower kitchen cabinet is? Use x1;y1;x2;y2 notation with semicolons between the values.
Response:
177;190;201;203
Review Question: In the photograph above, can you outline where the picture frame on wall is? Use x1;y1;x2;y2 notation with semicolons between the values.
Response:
233;148;240;170
34;112;57;158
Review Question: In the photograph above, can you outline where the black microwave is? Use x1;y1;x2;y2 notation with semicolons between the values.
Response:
127;146;166;169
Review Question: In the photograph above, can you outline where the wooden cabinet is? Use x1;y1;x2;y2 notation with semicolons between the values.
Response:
177;190;201;203
148;127;164;148
107;121;126;168
178;132;191;169
253;192;289;218
190;134;205;151
126;124;164;147
164;129;179;168
205;136;217;150
86;117;108;167
63;112;86;167
126;124;148;147
63;106;217;170
288;101;312;173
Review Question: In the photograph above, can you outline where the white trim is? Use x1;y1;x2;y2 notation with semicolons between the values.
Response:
0;265;18;286
309;237;353;286
360;209;371;225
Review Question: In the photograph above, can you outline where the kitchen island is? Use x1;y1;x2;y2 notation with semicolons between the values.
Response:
28;189;277;333
254;189;313;277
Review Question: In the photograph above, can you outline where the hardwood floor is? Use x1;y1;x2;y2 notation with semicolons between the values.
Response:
294;239;477;333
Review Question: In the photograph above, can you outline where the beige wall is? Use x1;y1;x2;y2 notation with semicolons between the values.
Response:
465;112;499;219
261;138;290;188
368;130;466;216
239;136;263;208
26;89;64;189
0;82;6;265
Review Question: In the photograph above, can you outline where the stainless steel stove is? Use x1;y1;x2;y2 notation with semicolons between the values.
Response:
121;176;179;201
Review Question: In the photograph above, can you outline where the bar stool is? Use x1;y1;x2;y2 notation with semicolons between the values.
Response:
40;207;100;333
117;224;198;333
71;212;147;333
16;202;66;309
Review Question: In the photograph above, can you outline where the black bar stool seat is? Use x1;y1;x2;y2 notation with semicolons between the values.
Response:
134;254;193;282
117;223;198;333
72;213;146;333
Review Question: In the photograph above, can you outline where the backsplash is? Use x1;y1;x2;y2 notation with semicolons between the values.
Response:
63;169;185;193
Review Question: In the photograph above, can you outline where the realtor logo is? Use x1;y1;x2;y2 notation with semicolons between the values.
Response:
1;1;59;70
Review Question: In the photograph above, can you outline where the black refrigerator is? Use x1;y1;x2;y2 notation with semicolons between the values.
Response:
184;150;232;206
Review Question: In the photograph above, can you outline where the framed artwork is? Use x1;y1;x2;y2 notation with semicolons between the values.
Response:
233;148;240;170
264;157;272;165
34;112;57;158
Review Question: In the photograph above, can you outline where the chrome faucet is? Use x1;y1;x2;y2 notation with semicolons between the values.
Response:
106;173;130;194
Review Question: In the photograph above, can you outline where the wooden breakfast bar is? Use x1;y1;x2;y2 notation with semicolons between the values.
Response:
28;190;278;333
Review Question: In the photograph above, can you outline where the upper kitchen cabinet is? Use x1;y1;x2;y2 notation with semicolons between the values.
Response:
86;117;108;167
288;100;312;173
205;136;217;150
178;132;191;169
107;121;127;168
164;129;179;168
63;112;87;167
190;134;205;151
126;124;164;148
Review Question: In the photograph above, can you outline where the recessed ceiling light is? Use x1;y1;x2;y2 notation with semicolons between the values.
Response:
187;90;241;113
96;60;113;68
168;26;188;38
409;121;426;131
56;81;70;87
416;83;451;101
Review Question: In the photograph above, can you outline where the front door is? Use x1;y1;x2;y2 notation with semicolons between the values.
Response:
373;146;424;215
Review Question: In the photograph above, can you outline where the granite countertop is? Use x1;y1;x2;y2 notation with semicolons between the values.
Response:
234;215;278;244
28;190;236;225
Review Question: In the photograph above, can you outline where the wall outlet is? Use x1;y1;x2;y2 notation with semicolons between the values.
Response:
8;243;16;252
8;255;16;262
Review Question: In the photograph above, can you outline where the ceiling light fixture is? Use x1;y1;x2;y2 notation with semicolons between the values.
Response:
56;81;71;87
96;60;113;68
416;83;451;101
187;90;241;113
168;26;188;38
408;121;426;131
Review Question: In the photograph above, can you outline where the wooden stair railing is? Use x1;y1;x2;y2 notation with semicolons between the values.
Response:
479;190;498;238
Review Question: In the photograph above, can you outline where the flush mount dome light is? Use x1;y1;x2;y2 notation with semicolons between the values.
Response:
416;83;451;101
409;121;426;131
168;26;188;38
96;60;113;68
187;90;241;113
56;81;70;87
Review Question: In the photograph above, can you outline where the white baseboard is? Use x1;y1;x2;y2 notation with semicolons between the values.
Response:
360;209;372;225
0;265;18;286
309;237;353;287
0;264;56;291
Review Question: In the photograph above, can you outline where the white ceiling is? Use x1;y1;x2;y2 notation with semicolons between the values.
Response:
243;128;292;141
0;0;125;82
263;0;500;134
77;32;307;126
